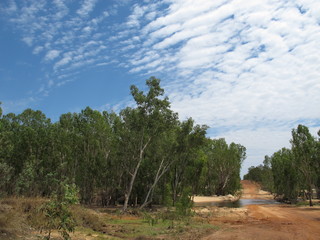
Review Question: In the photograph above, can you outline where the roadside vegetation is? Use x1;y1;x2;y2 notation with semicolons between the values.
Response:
0;77;243;239
0;196;219;240
244;125;320;206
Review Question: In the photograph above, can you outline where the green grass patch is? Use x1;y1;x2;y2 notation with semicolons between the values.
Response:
296;200;320;207
75;226;121;240
103;212;219;239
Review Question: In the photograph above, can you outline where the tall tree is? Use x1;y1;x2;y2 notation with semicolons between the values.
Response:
138;124;178;209
291;125;317;206
204;139;245;196
271;148;299;202
169;119;207;205
120;77;175;211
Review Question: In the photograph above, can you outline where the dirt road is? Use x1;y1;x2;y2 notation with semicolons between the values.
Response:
203;180;320;240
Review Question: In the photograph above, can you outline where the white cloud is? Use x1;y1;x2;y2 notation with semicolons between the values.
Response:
44;49;60;61
3;0;320;174
118;0;320;172
54;56;72;70
4;0;17;13
52;0;69;20
32;46;43;54
126;4;147;28
1;97;36;114
22;36;33;46
77;0;97;17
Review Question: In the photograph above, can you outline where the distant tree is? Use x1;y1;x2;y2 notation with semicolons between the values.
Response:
204;139;245;196
316;130;320;198
244;156;274;192
291;125;317;206
243;165;264;183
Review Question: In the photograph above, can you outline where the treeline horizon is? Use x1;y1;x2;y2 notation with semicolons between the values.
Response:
244;125;320;206
0;77;246;211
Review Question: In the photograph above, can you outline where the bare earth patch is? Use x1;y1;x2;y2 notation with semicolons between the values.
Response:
200;180;320;240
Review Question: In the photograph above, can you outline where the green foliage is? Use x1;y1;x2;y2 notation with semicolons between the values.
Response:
244;156;274;192
40;184;79;240
291;125;317;206
63;184;79;205
142;211;159;226
271;148;299;202
15;160;37;196
0;77;246;210
200;138;245;196
0;160;13;197
175;187;193;217
264;124;320;204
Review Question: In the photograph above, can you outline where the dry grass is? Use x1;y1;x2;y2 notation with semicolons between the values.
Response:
70;205;107;232
0;198;220;240
0;197;109;239
0;197;47;239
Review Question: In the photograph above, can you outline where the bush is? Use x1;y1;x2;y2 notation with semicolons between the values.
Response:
175;188;193;217
40;184;79;240
0;161;13;197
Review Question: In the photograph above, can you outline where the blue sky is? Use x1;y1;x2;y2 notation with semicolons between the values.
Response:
1;0;320;176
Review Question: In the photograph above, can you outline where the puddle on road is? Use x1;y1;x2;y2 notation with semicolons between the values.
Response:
194;198;280;208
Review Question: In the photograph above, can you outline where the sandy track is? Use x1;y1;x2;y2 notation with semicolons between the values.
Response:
202;180;320;240
241;180;274;199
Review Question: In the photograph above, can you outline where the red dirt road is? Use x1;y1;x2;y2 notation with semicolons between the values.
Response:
203;180;320;240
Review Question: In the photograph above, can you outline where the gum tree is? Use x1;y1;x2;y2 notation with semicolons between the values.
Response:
291;125;317;206
120;77;176;211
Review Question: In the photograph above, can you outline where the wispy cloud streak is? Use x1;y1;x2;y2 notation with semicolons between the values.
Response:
1;0;113;93
114;0;320;173
115;0;320;131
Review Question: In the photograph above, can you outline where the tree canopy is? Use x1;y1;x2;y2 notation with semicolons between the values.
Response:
245;124;320;205
0;77;246;209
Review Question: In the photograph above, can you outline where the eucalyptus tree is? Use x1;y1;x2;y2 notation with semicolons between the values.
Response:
291;125;317;206
70;107;114;203
99;111;123;206
169;119;208;205
0;113;19;195
138;123;178;209
204;139;245;196
56;112;80;183
243;156;274;192
0;104;14;196
271;148;299;202
119;77;176;211
5;109;52;196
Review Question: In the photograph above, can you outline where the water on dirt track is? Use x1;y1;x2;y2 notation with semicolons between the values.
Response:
195;198;279;207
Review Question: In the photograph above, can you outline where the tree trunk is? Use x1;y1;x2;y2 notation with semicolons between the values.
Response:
122;137;151;212
309;185;313;207
172;167;180;206
122;157;142;212
140;158;171;209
